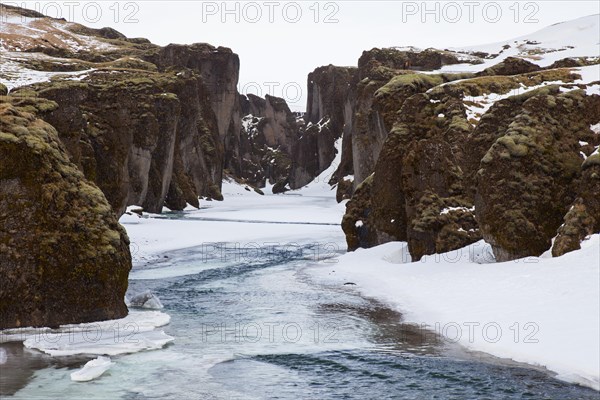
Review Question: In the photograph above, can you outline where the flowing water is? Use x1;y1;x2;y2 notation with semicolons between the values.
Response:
1;216;598;399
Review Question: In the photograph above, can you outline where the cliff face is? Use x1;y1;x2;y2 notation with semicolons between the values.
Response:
237;93;299;189
340;61;600;261
0;98;131;329
475;88;600;261
293;65;358;193
1;7;243;214
143;43;242;175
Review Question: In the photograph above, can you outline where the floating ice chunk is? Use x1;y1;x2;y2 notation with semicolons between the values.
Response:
128;291;164;309
20;311;173;356
355;220;364;228
70;356;112;382
0;348;7;364
24;329;173;357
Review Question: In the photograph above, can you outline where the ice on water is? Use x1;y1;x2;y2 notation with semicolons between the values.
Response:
1;310;173;357
70;356;113;382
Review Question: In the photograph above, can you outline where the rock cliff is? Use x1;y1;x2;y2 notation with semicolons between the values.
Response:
0;98;131;329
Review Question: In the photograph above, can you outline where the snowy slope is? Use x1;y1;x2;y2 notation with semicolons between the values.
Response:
440;14;600;73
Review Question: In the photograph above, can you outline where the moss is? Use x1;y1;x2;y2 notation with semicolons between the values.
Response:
1;100;131;328
449;115;470;132
155;92;178;101
496;135;530;157
375;74;445;97
583;154;600;169
432;69;578;98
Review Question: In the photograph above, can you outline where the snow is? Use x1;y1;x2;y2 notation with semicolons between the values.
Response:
121;181;346;266
440;14;600;73
440;206;474;215
306;235;600;390
0;52;95;92
70;356;113;382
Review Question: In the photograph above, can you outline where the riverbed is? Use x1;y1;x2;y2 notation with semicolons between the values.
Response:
1;185;598;399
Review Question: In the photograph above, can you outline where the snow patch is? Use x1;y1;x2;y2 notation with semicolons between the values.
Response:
440;206;474;215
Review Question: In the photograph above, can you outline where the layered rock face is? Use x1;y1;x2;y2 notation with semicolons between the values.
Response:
144;43;242;175
237;94;299;189
0;99;131;329
1;9;239;214
292;65;358;193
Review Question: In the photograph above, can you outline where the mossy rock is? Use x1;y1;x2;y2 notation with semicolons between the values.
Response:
0;100;131;329
475;90;600;261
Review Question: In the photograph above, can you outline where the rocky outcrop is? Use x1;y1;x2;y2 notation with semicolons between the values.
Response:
295;65;358;193
476;57;541;76
476;89;600;261
2;7;243;214
15;70;202;215
340;59;599;261
0;99;131;329
143;43;242;174
237;94;299;188
345;83;481;259
552;155;600;256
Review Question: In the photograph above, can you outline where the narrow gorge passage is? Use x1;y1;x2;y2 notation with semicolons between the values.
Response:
4;200;597;399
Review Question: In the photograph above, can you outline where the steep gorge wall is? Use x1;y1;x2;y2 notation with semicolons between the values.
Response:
0;98;131;329
339;63;600;261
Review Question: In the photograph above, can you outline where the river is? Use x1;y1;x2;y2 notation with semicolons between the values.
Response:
1;189;598;399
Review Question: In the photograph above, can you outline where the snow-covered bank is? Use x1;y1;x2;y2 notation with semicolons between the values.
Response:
121;180;346;263
306;235;600;390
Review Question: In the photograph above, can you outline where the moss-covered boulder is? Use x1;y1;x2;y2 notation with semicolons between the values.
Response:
342;84;481;259
552;158;600;256
0;100;131;329
367;89;479;260
476;57;541;76
475;90;600;261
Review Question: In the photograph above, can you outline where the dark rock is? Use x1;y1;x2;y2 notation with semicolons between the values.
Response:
552;156;600;256
342;175;387;250
238;94;297;188
476;57;541;76
475;90;600;261
295;65;358;191
0;100;131;329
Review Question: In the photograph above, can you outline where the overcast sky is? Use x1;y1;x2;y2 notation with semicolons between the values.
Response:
18;1;600;110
